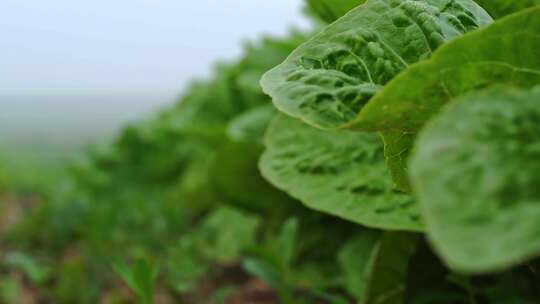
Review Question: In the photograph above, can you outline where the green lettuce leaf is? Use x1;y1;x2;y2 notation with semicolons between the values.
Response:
234;33;308;109
176;150;217;212
410;86;540;274
339;231;418;303
227;104;277;144
306;0;366;23
474;0;540;18
354;7;540;191
211;141;297;217
259;114;423;231
261;0;492;130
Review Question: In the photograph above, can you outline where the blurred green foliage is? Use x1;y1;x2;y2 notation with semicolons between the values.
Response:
1;2;540;304
0;30;362;303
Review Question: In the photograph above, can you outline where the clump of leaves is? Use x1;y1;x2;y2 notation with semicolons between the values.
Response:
259;0;540;300
3;0;540;303
410;86;540;273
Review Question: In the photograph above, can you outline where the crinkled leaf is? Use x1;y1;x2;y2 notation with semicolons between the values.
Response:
259;114;423;231
306;0;366;23
261;0;492;129
474;0;540;18
410;86;540;273
354;7;540;191
339;231;418;303
235;33;308;105
356;7;540;132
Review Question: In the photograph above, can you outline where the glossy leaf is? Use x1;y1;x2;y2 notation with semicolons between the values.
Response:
261;0;492;129
474;0;540;18
306;0;366;23
410;86;540;273
259;114;423;231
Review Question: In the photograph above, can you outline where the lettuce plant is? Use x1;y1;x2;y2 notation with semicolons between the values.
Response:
260;0;540;281
410;86;540;273
355;7;540;190
261;0;492;130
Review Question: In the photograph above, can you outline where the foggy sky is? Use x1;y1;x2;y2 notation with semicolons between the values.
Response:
0;0;308;142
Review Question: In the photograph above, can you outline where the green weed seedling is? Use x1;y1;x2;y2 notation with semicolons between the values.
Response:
113;258;159;304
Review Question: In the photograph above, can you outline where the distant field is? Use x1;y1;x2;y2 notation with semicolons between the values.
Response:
0;92;174;189
0;92;174;142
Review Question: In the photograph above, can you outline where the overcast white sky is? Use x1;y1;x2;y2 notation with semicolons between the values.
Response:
1;0;308;96
0;0;309;142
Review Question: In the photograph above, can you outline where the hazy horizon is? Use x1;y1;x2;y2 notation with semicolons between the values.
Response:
0;0;309;148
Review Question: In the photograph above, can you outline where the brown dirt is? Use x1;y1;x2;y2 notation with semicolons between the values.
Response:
178;263;281;304
0;194;24;235
226;278;279;304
